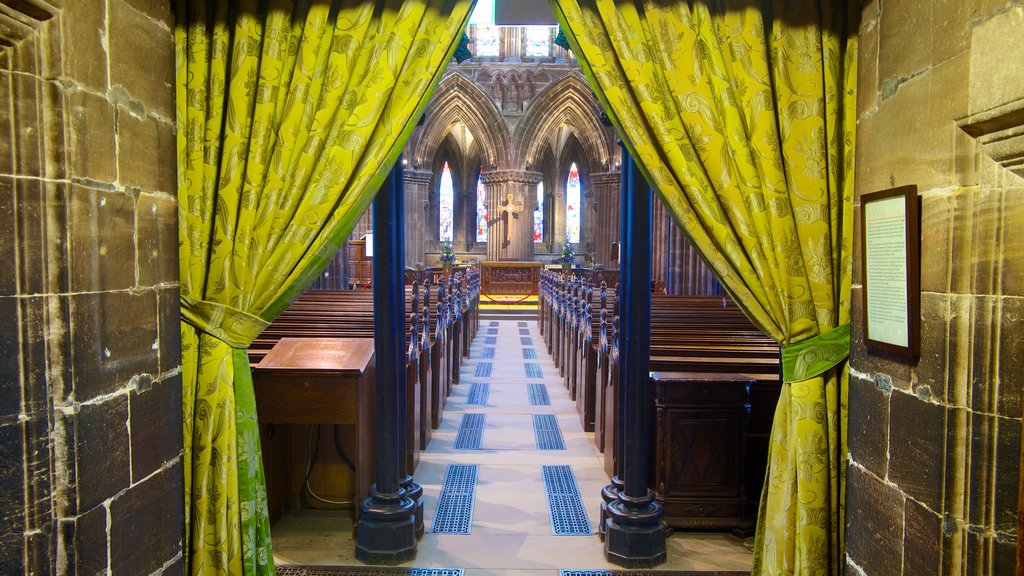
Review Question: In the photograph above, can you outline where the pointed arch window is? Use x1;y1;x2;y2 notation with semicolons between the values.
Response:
476;170;488;242
439;161;454;242
566;162;581;244
524;26;552;57
472;24;500;57
534;181;544;242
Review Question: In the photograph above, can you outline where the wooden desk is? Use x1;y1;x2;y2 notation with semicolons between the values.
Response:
253;337;376;517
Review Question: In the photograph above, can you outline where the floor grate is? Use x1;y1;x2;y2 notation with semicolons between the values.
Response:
525;363;543;378
520;336;533;346
517;321;528;327
542;465;591;536
484;336;497;345
528;383;551;406
533;414;566;450
275;568;464;576
489;321;498;327
474;362;492;378
518;328;531;336
453;414;485;450
522;348;537;359
431;464;478;534
466;382;490;405
487;328;498;335
480;347;495;359
559;572;749;576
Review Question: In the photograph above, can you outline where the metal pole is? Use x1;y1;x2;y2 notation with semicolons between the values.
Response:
357;160;416;564
603;150;666;568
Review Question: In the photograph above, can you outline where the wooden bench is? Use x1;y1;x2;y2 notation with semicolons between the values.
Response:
252;268;480;518
539;270;782;531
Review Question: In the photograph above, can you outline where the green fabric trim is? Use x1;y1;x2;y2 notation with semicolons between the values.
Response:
180;296;269;349
782;322;851;383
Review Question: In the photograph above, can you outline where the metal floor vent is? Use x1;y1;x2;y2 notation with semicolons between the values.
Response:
454;413;485;449
517;321;528;327
466;382;490;405
542;465;591;535
518;328;531;336
275;568;464;576
480;347;495;359
533;414;566;450
520;336;533;346
522;348;537;360
484;336;497;345
489;321;499;327
559;572;750;576
474;362;492;378
525;363;543;378
528;383;550;406
487;328;498;335
431;464;478;534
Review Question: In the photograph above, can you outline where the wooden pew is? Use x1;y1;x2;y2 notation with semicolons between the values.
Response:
540;270;783;531
251;267;480;519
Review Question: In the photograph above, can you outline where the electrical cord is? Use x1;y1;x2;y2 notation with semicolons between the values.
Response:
302;424;354;508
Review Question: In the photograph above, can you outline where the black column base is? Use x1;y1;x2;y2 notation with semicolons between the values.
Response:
604;490;667;568
401;475;425;540
598;475;624;541
355;486;417;565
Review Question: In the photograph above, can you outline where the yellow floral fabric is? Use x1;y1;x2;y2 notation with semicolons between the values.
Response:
549;1;856;573
174;1;473;574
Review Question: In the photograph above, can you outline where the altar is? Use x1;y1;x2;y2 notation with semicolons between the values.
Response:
480;261;542;295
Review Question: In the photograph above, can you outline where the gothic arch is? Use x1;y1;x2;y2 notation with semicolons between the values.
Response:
514;72;611;170
412;72;511;170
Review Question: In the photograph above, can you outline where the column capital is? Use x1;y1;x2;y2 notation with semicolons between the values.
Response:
403;168;433;185
480;169;543;186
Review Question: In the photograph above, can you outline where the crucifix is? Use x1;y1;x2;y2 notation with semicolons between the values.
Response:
488;192;524;250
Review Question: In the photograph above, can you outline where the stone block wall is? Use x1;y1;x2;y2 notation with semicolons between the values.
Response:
0;0;182;573
848;1;1023;574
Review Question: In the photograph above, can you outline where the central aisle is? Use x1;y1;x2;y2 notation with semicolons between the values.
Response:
272;319;752;575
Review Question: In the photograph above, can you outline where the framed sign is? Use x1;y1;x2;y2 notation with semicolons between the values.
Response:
861;185;920;357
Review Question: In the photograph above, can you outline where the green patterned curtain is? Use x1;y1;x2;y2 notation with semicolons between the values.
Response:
174;1;474;574
549;1;856;573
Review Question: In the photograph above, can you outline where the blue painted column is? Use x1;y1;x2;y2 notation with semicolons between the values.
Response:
603;148;666;568
357;159;417;564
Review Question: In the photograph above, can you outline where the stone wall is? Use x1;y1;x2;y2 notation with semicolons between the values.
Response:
0;1;182;573
848;1;1023;574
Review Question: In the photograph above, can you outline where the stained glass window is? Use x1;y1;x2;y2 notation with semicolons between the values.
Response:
476;171;488;242
439;161;454;242
473;25;500;57
524;26;552;57
566;163;581;244
534;181;544;242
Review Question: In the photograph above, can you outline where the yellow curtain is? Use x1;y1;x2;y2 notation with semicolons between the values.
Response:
550;1;856;573
174;1;473;574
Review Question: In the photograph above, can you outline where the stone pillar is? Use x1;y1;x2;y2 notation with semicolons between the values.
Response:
590;171;621;268
404;168;432;267
481;170;542;261
503;27;522;62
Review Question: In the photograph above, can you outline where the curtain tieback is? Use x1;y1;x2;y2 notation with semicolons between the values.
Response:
781;322;851;383
180;295;269;349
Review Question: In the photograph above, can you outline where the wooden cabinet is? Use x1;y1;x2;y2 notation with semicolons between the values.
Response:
653;372;754;532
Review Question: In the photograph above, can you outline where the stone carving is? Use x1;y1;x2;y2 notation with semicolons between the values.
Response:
489;192;524;249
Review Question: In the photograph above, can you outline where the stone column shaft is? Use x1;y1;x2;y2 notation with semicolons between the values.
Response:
481;170;542;261
590;171;621;268
403;168;432;267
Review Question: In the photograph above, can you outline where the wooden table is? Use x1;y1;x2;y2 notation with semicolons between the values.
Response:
253;337;376;518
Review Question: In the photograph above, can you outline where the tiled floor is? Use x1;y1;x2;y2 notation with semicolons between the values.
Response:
271;320;753;575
